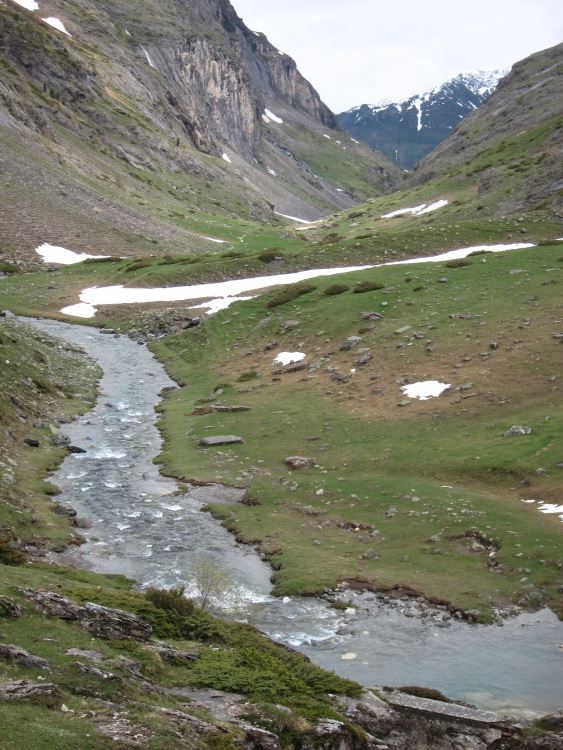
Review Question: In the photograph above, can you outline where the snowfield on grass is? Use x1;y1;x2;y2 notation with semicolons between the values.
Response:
36;244;110;265
401;381;451;400
59;241;541;319
191;296;253;314
43;17;71;35
273;352;306;367
382;199;448;219
274;211;312;225
11;0;39;10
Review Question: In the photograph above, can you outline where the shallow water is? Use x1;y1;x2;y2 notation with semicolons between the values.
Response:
26;317;563;716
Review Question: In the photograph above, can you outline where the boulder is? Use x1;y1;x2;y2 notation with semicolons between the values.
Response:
199;436;244;447
0;680;59;704
0;644;49;669
0;596;23;618
21;590;152;640
285;456;316;470
81;603;153;641
503;425;532;437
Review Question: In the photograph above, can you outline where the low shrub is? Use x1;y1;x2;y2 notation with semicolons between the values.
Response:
0;261;21;274
266;283;316;308
258;249;283;264
353;280;385;293
125;258;154;272
324;284;349;296
445;258;472;268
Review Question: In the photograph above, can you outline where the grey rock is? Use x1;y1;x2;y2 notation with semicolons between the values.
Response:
0;644;49;670
21;590;152;640
285;456;316;470
341;336;362;351
0;596;23;618
395;325;412;335
199;435;244;446
503;425;532;437
81;603;153;641
0;680;59;703
65;648;105;663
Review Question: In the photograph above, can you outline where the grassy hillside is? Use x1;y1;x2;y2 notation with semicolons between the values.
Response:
153;243;563;620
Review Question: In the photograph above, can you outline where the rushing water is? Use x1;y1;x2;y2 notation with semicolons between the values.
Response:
26;317;563;717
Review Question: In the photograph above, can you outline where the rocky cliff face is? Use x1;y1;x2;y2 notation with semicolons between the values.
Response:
338;71;505;170
0;0;397;260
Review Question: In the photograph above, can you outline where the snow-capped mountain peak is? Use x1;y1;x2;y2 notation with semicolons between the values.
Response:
338;69;508;170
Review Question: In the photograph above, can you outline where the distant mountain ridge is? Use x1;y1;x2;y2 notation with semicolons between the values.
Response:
338;70;507;170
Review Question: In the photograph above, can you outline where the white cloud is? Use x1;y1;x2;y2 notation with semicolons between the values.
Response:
232;0;563;111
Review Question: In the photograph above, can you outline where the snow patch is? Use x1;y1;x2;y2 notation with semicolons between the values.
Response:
202;236;227;244
401;381;451;400
413;97;423;131
192;296;253;315
43;17;71;35
36;243;110;265
274;211;312;225
140;46;155;68
382;200;448;218
59;242;539;319
382;204;427;219
222;153;232;164
264;108;283;124
11;0;39;10
416;199;449;215
60;303;96;318
274;352;306;366
267;168;277;176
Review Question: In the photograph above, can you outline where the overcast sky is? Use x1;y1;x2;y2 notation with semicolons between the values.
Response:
232;0;563;112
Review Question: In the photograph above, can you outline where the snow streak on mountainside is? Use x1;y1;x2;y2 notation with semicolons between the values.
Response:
338;70;507;170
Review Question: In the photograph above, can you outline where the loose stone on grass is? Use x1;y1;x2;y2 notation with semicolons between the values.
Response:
199;436;244;446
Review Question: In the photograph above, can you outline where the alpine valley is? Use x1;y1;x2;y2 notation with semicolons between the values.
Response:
0;1;562;748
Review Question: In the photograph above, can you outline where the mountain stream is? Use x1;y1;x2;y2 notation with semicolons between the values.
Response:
26;317;563;717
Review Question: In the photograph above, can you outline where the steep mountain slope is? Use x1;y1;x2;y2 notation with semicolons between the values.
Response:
0;0;398;263
338;71;505;170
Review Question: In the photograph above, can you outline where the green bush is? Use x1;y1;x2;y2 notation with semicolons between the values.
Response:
353;280;385;293
0;261;21;274
266;283;316;308
258;249;283;264
324;284;350;296
125;258;154;272
445;258;472;268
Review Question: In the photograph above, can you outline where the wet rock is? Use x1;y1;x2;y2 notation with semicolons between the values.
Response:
0;680;60;704
73;517;93;529
0;596;23;618
68;445;87;454
199;435;244;446
285;456;316;470
0;644;49;669
503;425;532;437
